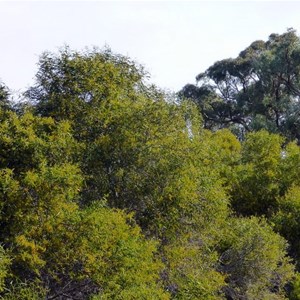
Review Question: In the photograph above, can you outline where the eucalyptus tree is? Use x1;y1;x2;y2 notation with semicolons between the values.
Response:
181;29;300;142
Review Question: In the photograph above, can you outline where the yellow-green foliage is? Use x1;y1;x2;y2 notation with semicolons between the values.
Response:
0;46;299;300
0;167;168;298
0;112;81;172
0;245;10;293
2;281;47;300
82;206;169;299
279;142;300;193
273;186;300;265
230;130;283;216
289;273;300;300
203;129;241;182
0;108;168;298
165;237;225;300
220;217;294;299
84;96;201;238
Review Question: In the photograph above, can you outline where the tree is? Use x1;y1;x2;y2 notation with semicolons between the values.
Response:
82;98;201;237
181;29;300;142
272;186;300;266
0;111;84;294
0;83;11;112
0;111;168;299
159;127;241;299
278;141;300;194
81;205;169;300
14;44;299;299
26;47;149;125
230;130;283;216
162;165;230;299
219;217;294;300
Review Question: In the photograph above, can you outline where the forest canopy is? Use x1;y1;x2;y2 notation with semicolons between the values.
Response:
0;30;300;299
180;28;300;143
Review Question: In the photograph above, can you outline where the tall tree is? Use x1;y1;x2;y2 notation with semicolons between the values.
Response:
26;47;149;124
181;29;300;142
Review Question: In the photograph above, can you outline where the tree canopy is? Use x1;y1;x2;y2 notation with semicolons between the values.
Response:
180;29;300;142
0;32;300;299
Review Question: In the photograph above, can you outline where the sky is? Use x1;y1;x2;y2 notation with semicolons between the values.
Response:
1;1;300;94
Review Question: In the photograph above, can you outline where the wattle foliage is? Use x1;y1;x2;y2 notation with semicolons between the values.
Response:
0;39;299;299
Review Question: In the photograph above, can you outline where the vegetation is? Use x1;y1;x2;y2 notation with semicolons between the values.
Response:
180;29;300;142
0;30;300;299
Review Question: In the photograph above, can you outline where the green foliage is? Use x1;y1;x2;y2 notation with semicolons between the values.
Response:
181;29;300;142
164;236;225;300
279;141;300;193
1;281;47;300
82;205;169;300
0;108;168;298
0;111;83;276
0;83;11;112
26;46;148;124
199;129;241;186
272;186;300;265
25;47;199;239
289;273;300;300
80;96;201;238
230;130;283;216
0;245;10;293
157;128;235;299
0;45;299;299
219;217;294;300
162;178;228;299
0;166;167;298
0;111;81;173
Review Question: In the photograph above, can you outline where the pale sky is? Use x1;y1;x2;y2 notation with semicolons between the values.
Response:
1;1;300;94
